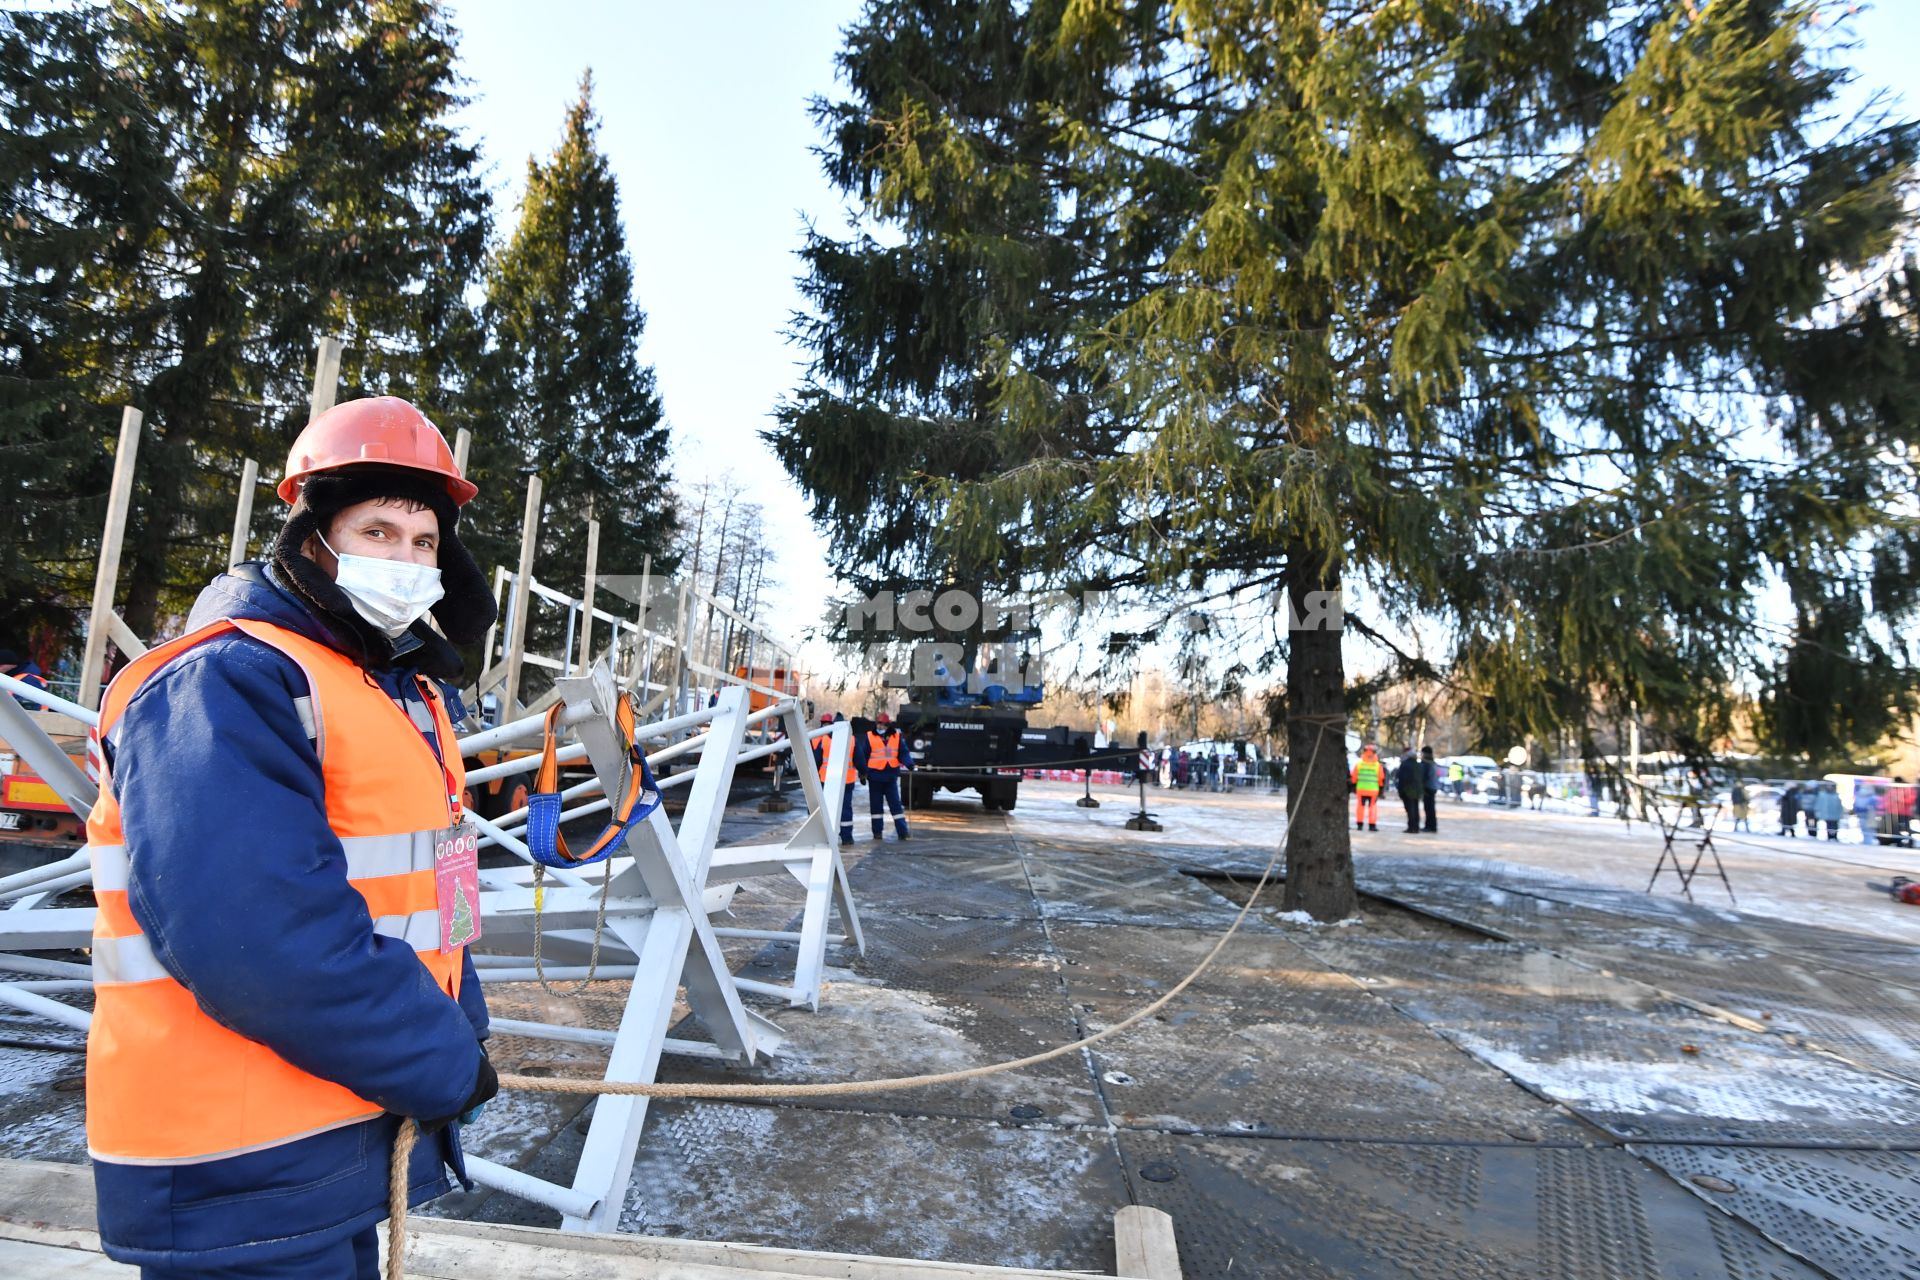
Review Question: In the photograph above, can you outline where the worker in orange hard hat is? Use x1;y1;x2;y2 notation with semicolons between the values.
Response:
86;396;498;1278
811;711;860;844
864;710;913;840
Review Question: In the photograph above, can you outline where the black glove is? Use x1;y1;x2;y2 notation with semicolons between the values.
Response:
417;1050;498;1137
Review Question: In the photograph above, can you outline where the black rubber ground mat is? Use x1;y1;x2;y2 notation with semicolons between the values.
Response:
844;850;1038;920
1115;1132;1829;1280
0;1019;86;1165
1293;935;1920;1149
1024;853;1262;929
1048;921;1589;1144
1629;1143;1920;1280
617;1100;1131;1271
668;907;1100;1124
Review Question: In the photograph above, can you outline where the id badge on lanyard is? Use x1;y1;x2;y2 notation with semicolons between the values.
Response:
434;821;482;953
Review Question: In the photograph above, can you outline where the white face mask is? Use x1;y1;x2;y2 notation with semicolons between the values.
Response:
317;533;444;639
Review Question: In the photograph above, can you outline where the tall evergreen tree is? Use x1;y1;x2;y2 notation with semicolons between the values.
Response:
776;1;1920;917
479;74;676;620
0;0;492;645
0;5;170;656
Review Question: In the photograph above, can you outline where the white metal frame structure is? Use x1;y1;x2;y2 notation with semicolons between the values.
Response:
0;662;865;1235
707;716;865;1009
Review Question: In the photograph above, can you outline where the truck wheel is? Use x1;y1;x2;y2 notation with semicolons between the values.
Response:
996;781;1019;812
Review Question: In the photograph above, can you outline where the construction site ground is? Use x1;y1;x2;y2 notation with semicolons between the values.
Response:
4;779;1919;1279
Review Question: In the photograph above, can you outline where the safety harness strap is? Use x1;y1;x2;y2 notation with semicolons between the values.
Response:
524;693;660;868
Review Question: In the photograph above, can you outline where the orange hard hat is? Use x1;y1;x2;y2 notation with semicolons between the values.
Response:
278;397;477;506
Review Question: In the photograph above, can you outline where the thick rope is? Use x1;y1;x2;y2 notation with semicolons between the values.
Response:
386;717;1343;1277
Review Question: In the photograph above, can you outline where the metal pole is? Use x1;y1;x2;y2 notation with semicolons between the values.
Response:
577;515;600;672
227;457;259;569
80;407;142;712
0;984;91;1033
308;335;343;420
452;426;471;477
502;475;542;715
0;693;97;815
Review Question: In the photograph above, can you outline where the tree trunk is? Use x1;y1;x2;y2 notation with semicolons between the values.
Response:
1282;540;1357;921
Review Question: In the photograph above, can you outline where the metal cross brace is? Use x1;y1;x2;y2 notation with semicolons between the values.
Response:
705;710;866;1010
459;674;786;1231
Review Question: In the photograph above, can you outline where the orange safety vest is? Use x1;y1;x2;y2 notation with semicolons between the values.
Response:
85;617;468;1165
866;729;900;771
817;740;857;785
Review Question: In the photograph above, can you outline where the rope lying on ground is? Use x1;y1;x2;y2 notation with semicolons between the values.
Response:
386;718;1344;1278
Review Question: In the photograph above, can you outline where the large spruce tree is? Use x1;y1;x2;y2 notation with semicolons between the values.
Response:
0;6;170;654
1;0;491;645
775;0;1920;917
478;74;675;616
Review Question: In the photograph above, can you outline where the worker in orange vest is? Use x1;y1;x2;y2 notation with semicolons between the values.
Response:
812;711;859;844
84;398;499;1277
1350;743;1384;831
864;710;913;840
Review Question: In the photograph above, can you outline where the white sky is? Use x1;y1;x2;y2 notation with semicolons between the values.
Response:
443;0;1919;684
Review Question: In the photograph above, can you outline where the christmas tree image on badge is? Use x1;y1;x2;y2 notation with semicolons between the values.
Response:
446;884;478;949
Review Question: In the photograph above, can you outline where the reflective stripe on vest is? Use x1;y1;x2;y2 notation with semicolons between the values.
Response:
816;744;856;785
84;617;468;1166
866;730;900;771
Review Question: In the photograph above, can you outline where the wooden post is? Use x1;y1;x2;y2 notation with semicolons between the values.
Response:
674;579;692;715
227;457;259;569
452;426;471;477
502;475;542;716
577;514;600;672
625;552;652;692
80;407;143;711
308;336;343;420
1115;1206;1182;1279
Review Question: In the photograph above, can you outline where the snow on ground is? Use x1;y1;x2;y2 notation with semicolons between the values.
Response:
1018;779;1920;946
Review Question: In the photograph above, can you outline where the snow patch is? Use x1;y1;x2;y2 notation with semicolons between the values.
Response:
1446;1031;1920;1127
1270;909;1364;928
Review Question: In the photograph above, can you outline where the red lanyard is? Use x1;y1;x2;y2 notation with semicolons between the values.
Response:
407;678;462;823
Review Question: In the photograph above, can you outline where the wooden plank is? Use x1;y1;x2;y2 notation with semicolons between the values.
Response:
502;476;542;715
404;1217;1103;1279
1113;1206;1180;1280
228;457;260;569
79;407;142;711
0;1157;97;1233
103;611;147;660
0;1161;1108;1280
309;335;343;419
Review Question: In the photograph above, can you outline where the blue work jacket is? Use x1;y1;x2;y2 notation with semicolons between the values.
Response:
90;564;488;1271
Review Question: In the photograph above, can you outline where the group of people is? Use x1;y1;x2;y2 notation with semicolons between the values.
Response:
1764;777;1914;845
1136;744;1259;786
1349;743;1441;833
808;710;913;844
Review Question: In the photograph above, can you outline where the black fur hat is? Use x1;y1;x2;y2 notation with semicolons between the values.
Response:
270;464;497;677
